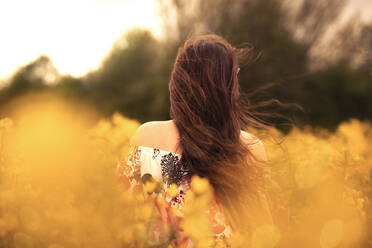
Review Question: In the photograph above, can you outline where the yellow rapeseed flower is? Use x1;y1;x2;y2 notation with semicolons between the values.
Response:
167;183;179;198
144;180;157;194
191;175;210;195
156;196;168;208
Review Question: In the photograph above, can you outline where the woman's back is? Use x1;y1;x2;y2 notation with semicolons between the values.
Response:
117;34;290;246
116;120;271;247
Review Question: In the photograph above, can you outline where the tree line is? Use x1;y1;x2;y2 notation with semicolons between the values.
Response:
0;0;371;131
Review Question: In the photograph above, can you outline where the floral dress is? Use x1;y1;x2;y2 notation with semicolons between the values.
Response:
116;145;232;247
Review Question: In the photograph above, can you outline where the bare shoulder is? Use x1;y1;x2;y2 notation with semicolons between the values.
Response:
137;120;164;132
130;120;163;143
130;120;175;147
240;130;267;162
131;123;267;161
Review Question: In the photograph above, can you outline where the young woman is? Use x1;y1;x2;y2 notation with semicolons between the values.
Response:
117;34;289;247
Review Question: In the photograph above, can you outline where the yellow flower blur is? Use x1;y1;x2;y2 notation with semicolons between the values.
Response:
0;93;370;247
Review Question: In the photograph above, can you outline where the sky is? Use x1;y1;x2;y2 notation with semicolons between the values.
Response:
0;0;371;82
0;0;161;81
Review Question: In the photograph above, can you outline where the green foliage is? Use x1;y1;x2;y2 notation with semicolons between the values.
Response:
84;29;170;122
0;56;51;105
288;62;372;129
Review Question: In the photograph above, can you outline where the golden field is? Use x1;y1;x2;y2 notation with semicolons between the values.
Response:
0;93;371;248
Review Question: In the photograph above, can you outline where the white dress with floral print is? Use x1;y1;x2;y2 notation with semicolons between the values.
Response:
116;145;232;247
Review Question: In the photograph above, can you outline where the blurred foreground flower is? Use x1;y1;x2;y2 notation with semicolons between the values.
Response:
0;94;370;247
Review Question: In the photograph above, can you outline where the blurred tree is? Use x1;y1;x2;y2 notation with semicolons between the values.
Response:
156;0;372;130
287;0;347;48
52;76;86;98
359;24;372;74
0;56;54;107
156;0;348;88
84;29;170;122
0;0;371;130
287;62;372;129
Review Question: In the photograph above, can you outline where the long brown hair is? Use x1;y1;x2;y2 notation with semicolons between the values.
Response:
169;34;277;231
